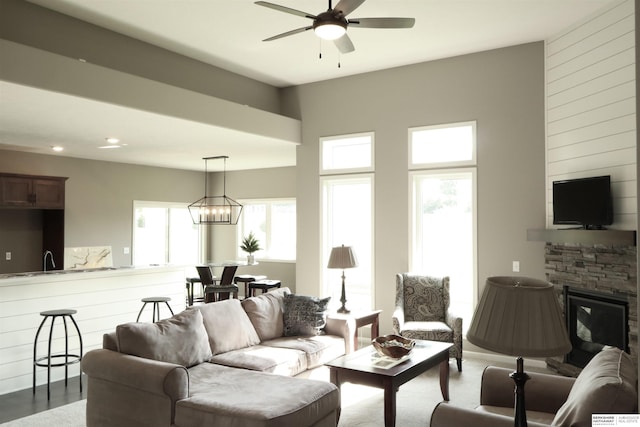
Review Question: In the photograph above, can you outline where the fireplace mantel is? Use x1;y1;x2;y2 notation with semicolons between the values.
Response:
527;229;636;246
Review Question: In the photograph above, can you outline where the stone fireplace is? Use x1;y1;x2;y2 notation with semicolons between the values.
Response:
564;286;629;368
543;240;637;376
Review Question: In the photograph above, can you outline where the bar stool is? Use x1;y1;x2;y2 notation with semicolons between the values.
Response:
248;279;282;297
33;309;83;400
136;297;174;322
234;274;267;299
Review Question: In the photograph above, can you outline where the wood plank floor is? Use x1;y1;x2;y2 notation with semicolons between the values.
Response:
0;376;86;423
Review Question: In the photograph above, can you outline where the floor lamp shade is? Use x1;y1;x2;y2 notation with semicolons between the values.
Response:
467;277;571;427
467;276;571;357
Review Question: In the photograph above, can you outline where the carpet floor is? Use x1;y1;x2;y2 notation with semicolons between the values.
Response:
0;356;551;426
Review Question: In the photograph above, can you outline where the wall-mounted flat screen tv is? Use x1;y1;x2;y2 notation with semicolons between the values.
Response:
553;175;613;229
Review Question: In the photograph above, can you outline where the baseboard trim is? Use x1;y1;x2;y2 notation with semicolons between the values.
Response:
464;351;548;369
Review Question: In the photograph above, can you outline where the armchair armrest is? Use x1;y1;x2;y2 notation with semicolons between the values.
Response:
392;306;404;334
325;316;356;354
430;402;549;427
481;366;575;414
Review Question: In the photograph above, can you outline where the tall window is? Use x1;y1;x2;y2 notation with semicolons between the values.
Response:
321;133;374;310
409;122;477;325
133;201;201;266
237;199;296;261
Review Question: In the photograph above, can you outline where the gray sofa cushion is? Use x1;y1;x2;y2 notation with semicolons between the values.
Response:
241;287;290;341
552;346;638;427
195;299;261;355
116;309;211;367
263;335;346;369
209;344;307;376
177;363;339;427
283;294;331;336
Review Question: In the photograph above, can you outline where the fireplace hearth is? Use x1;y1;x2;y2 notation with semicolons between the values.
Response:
564;286;628;368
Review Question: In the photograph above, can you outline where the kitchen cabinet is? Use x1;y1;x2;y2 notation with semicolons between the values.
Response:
0;173;67;209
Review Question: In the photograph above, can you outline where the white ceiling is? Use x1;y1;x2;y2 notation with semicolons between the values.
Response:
0;0;617;171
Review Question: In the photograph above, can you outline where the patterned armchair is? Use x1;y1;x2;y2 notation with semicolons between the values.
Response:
392;273;463;371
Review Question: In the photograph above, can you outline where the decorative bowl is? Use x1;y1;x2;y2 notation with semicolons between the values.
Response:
372;334;415;359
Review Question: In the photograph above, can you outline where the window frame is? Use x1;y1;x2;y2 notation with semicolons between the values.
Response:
236;198;297;262
320;131;375;175
320;173;375;311
408;121;477;169
132;200;203;266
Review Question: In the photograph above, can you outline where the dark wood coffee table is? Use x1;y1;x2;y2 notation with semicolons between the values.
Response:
326;339;452;427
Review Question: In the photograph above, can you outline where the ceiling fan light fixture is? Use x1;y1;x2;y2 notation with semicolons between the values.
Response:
314;21;346;40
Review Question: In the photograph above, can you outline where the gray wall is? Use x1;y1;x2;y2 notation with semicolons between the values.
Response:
285;42;547;335
0;150;297;287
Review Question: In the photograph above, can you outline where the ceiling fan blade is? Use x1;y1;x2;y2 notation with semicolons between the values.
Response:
333;0;366;16
349;17;416;28
334;34;355;54
254;1;316;19
263;26;313;41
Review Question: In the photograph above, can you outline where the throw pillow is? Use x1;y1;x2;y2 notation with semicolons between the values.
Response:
552;346;638;427
116;308;211;367
283;294;331;336
197;299;261;355
241;287;291;341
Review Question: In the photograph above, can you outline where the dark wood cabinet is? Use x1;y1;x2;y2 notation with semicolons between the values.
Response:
0;174;67;209
0;173;67;272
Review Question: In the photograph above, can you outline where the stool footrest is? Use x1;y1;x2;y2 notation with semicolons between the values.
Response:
35;354;82;368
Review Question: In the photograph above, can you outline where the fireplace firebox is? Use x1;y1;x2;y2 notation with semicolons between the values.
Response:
564;286;629;368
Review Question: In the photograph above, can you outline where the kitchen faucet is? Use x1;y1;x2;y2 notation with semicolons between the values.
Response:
43;250;56;271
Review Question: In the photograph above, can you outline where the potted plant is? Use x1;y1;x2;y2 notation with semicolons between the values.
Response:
240;232;261;265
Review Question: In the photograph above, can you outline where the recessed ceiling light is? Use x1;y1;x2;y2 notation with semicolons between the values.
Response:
98;145;121;149
105;137;120;144
51;146;64;152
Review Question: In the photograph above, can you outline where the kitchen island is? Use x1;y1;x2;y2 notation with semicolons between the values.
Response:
0;265;186;395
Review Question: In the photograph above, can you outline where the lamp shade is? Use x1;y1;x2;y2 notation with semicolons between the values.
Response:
327;245;358;269
467;276;571;357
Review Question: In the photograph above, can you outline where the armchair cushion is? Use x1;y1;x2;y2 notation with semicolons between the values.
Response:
400;321;453;343
401;274;446;322
116;309;211;368
552;346;638;426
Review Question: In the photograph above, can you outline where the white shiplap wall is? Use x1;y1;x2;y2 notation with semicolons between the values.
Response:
0;266;186;394
546;0;637;230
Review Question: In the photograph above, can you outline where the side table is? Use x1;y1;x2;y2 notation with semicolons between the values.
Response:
328;309;382;351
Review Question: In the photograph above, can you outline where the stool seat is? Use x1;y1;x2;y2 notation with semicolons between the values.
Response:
33;309;83;400
248;279;282;297
40;309;77;316
234;274;267;298
137;297;174;322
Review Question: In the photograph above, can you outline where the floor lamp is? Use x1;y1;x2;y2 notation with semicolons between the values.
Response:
327;245;358;314
466;276;571;427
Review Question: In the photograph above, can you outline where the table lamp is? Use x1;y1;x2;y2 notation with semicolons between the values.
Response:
466;276;571;427
327;244;358;313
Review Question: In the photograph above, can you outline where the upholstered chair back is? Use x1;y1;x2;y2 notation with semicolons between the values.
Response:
397;274;450;322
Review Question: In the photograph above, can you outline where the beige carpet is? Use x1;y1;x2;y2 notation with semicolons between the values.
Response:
1;356;546;427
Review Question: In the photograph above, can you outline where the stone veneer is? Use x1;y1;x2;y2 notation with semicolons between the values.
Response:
544;242;637;375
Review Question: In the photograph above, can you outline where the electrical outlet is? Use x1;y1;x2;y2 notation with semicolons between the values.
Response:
5;252;11;261
123;247;130;255
512;261;520;273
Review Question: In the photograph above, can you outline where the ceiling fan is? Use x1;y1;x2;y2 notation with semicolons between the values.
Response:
255;0;416;54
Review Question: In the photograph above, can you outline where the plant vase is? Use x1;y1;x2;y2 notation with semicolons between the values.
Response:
247;255;255;265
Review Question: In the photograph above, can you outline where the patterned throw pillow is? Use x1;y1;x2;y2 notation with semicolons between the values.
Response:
283;294;331;336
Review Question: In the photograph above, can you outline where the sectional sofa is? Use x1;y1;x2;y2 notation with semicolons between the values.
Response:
82;287;352;427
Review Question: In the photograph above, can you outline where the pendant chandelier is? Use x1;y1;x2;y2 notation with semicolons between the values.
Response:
188;156;243;225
